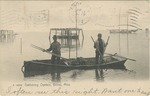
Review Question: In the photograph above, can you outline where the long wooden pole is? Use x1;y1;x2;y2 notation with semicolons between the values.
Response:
91;36;109;71
48;10;50;27
75;2;78;58
119;8;121;55
105;53;136;61
31;44;68;60
91;36;109;52
69;30;71;59
127;12;129;55
20;38;22;54
91;36;109;61
75;2;78;29
23;1;29;30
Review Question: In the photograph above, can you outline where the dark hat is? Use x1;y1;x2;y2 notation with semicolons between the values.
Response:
98;33;102;36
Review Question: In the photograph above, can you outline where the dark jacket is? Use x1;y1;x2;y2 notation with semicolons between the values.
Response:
47;41;61;55
94;39;106;55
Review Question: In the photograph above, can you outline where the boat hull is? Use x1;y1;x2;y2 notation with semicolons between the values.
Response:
22;55;127;77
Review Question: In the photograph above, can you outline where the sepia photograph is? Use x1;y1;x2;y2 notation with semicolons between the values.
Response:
0;0;150;96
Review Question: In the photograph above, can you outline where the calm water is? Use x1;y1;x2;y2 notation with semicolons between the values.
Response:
0;30;149;82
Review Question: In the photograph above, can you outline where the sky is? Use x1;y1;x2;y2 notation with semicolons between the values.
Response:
0;1;149;32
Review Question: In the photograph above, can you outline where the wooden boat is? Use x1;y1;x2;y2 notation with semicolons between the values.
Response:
22;54;127;76
109;29;138;34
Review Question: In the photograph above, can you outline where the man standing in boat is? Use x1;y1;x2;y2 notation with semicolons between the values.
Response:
94;33;108;64
43;35;61;64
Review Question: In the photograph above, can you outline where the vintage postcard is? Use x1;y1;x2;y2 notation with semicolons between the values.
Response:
0;0;149;96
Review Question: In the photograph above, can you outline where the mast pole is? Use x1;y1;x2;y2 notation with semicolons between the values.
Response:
69;29;71;59
119;8;121;55
23;1;29;30
127;11;129;55
75;1;78;58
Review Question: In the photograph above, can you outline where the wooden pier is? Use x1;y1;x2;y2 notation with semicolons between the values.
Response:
49;28;84;39
0;30;16;43
49;28;84;58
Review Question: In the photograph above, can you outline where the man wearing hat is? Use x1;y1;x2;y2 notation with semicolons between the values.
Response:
94;33;108;64
44;35;61;64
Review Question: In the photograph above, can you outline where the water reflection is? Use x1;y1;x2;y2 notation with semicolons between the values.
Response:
123;68;136;75
50;70;61;82
70;70;84;79
24;63;136;82
145;28;149;33
145;30;149;37
0;30;17;44
95;68;104;82
22;66;137;82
